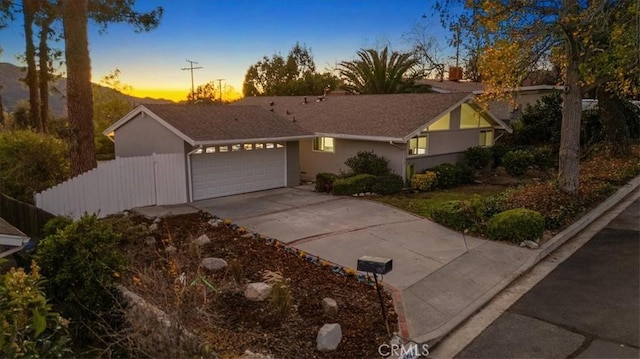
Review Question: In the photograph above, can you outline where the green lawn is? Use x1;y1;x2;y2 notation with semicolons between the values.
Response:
373;184;507;219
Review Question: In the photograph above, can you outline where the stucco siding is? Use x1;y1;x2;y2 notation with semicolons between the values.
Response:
428;130;482;155
299;138;404;181
286;141;300;186
407;152;463;173
114;113;186;158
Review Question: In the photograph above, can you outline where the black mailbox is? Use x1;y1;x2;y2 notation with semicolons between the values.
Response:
357;256;393;275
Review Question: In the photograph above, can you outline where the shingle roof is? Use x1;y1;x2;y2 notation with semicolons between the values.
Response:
235;93;472;140
139;104;313;144
416;79;485;93
0;217;27;237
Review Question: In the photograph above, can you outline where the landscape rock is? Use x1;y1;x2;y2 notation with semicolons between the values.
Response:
316;323;342;352
241;350;273;359
520;240;540;249
241;233;254;239
321;297;338;317
144;236;156;246
153;217;162;224
195;234;211;246
202;257;228;271
165;245;177;254
208;219;223;227
149;223;159;232
245;282;272;301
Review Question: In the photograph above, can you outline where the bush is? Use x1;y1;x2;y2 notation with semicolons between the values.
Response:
371;174;403;195
315;172;338;193
532;147;557;171
411;171;437;191
0;130;70;203
332;174;377;195
430;201;475;231
431;162;474;189
0;262;72;358
344;151;391;176
512;93;562;146
463;146;492;170
503;149;536;177
42;216;74;238
490;143;512;168
35;214;125;346
487;208;545;243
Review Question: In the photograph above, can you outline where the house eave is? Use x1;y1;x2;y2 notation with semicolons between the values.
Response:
314;132;405;143
0;234;30;247
193;135;316;147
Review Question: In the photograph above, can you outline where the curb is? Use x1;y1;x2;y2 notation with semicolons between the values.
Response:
408;175;640;346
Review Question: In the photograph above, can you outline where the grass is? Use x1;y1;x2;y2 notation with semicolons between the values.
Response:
373;184;506;219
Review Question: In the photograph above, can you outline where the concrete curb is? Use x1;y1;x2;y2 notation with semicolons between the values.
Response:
409;175;640;346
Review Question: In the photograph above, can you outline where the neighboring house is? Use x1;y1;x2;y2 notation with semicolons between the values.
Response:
236;93;512;182
0;217;29;258
103;104;313;201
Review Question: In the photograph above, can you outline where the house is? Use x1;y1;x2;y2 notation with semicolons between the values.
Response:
0;217;30;258
235;93;512;182
103;104;314;201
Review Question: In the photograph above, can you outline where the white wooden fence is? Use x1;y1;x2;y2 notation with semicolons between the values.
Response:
35;153;188;219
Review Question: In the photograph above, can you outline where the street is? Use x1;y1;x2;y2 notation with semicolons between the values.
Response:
455;199;639;358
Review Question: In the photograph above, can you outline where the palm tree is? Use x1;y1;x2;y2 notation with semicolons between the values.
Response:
338;47;422;94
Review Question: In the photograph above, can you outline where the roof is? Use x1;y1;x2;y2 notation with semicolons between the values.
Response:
0;217;29;248
235;93;479;141
104;104;314;145
416;79;485;93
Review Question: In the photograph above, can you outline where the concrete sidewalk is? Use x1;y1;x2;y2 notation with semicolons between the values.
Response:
137;176;640;347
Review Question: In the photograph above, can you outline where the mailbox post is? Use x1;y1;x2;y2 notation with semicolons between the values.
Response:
357;256;393;335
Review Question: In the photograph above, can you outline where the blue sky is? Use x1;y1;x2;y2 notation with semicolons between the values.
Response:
0;0;455;100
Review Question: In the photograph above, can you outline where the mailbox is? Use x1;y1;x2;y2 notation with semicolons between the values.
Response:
357;256;393;275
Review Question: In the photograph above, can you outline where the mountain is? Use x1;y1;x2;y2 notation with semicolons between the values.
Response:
0;62;173;116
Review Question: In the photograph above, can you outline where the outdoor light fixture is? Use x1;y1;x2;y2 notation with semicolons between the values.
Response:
357;256;393;336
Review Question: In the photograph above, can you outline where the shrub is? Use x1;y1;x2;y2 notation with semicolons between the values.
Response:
490;143;512;168
487;208;545;243
0;130;70;203
503;149;536;177
332;174;376;196
0;261;72;358
35;214;125;346
532;147;557;171
431;162;474;189
512;93;562;146
371;174;404;195
315;172;338;193
411;171;437;191
463;146;492;170
344;151;391;176
430;201;475;231
42;216;74;238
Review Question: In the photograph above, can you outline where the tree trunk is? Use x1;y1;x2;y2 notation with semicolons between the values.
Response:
38;17;53;133
62;0;96;176
596;86;630;157
558;40;582;194
23;0;42;131
0;87;4;125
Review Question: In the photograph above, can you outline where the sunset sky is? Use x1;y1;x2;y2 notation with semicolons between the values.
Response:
0;0;454;102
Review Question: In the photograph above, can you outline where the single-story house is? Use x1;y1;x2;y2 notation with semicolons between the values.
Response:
235;92;512;182
0;217;30;258
103;104;314;201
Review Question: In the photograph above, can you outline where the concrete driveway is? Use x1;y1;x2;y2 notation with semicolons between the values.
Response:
194;187;485;290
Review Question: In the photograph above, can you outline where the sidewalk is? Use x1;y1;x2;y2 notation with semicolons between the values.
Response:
401;176;640;346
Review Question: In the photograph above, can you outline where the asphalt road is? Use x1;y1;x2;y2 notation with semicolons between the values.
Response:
456;199;640;359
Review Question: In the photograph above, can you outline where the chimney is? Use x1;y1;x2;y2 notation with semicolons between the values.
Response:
448;66;463;81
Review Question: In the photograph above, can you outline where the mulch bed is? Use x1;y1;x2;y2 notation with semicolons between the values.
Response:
120;212;397;358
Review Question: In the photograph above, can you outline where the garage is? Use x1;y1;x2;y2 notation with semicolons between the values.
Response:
191;142;286;200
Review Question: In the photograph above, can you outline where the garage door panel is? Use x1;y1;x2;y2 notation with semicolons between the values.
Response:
192;147;285;200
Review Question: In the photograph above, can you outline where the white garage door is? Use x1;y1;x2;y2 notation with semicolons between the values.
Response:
191;143;286;201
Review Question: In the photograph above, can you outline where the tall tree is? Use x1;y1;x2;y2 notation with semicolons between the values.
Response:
338;47;422;94
402;22;446;80
438;0;635;193
36;0;59;133
243;43;340;96
62;0;95;175
22;0;42;131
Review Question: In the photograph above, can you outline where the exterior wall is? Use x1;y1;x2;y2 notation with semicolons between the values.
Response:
298;138;405;181
114;113;186;158
286;141;300;186
428;129;483;155
407;152;463;173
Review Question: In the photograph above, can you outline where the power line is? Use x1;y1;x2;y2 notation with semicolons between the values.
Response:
181;59;203;101
215;78;224;104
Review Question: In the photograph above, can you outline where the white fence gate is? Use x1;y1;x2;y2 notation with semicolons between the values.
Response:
35;153;188;219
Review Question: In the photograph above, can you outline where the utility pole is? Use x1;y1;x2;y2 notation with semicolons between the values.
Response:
215;78;224;104
181;59;203;101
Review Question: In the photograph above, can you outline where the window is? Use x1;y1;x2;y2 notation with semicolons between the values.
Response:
194;148;203;154
266;143;274;149
460;103;492;129
276;143;284;149
255;143;264;149
205;147;216;153
313;137;335;153
427;113;450;131
408;135;428;155
479;130;494;147
231;144;241;151
219;146;228;152
244;144;253;151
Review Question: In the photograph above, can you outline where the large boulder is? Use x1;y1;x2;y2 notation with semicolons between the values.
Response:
316;323;342;352
245;282;272;302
